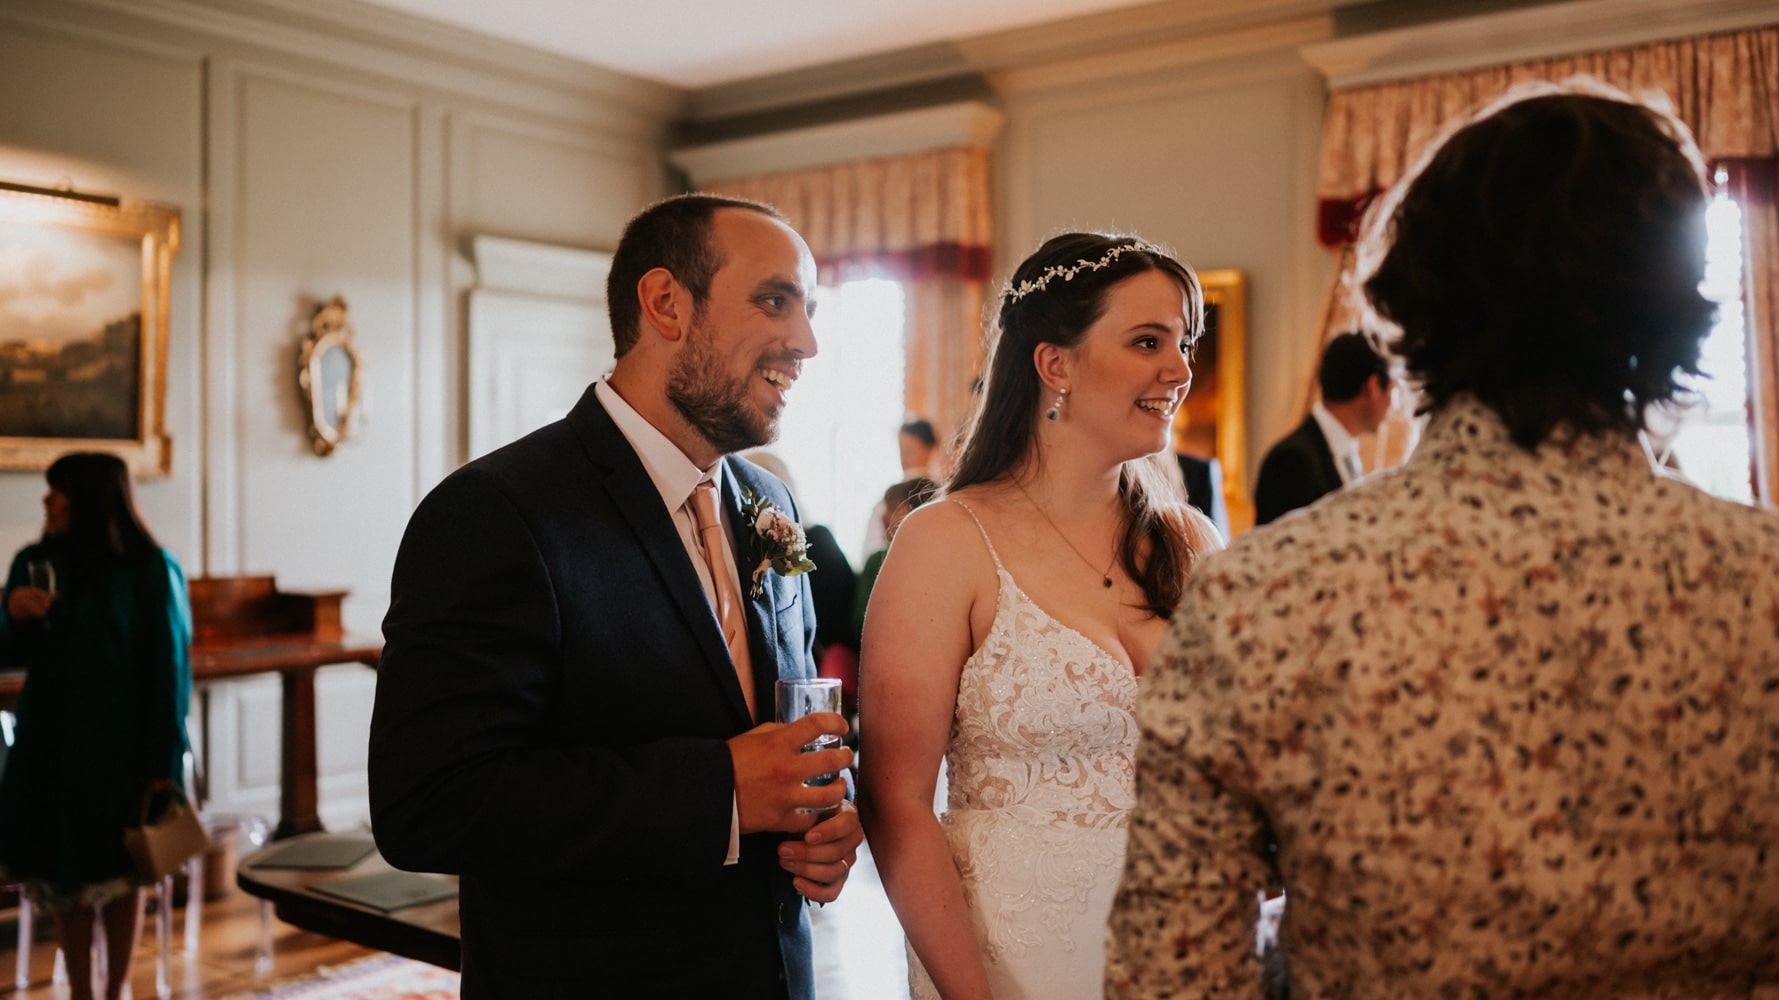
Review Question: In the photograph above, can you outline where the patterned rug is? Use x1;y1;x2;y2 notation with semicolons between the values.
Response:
221;954;459;999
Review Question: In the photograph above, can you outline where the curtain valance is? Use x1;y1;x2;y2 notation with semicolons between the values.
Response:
1316;26;1779;246
706;145;993;284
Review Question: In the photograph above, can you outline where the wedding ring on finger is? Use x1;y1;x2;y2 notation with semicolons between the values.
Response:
838;858;850;874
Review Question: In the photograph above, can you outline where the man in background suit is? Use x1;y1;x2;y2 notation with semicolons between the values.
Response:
1252;331;1393;525
369;194;862;999
1175;452;1230;541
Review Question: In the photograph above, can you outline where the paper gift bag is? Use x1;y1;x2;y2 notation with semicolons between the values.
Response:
123;786;211;882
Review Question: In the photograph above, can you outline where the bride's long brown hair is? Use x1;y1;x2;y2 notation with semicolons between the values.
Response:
948;232;1203;618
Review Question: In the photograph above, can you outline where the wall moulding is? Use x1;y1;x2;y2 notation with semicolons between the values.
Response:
1301;0;1779;89
669;101;1006;187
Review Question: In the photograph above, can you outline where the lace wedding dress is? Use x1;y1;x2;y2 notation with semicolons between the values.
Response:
908;503;1140;1000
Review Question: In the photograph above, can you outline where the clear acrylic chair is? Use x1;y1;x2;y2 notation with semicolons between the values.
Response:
179;728;276;978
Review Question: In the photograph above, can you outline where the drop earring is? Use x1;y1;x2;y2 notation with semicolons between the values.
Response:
1046;387;1069;421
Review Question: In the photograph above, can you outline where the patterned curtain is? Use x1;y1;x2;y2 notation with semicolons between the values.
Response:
1311;25;1779;501
705;147;993;443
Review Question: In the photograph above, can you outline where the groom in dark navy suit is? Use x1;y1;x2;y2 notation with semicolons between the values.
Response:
369;194;861;999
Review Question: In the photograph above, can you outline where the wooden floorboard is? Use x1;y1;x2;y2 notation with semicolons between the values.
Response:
0;887;381;999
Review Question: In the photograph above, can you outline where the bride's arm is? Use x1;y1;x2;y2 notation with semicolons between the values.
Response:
858;503;997;1000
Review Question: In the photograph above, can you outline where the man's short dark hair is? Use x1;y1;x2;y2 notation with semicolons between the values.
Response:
1362;86;1713;449
1318;331;1390;404
605;193;788;358
899;418;937;448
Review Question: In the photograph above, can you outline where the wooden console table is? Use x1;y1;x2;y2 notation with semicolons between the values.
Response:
0;575;382;840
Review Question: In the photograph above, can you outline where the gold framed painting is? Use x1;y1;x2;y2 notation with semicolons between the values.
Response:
0;182;179;478
1171;269;1250;533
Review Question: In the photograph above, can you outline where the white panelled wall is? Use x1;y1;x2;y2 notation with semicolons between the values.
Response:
0;0;674;825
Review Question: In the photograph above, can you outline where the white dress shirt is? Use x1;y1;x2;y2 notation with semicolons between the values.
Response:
593;377;746;864
1311;401;1365;485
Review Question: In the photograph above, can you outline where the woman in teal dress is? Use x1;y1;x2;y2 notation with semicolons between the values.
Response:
0;452;191;1000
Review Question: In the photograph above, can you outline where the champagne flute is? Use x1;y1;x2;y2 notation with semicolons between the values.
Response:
24;558;55;629
25;559;54;596
775;677;843;813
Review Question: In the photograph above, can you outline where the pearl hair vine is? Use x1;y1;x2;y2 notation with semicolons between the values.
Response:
1002;241;1167;304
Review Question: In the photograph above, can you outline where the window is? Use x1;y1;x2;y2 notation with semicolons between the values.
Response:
1654;178;1754;504
770;279;908;563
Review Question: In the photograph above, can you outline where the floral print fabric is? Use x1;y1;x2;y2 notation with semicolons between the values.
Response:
1107;397;1779;998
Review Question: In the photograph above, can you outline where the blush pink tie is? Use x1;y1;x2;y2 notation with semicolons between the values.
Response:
689;480;756;720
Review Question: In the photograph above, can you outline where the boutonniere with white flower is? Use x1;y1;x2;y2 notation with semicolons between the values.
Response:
739;487;816;599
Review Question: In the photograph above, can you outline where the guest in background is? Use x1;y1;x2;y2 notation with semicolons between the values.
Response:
1107;84;1779;998
1173;451;1228;541
1251;330;1393;525
862;417;941;555
0;452;192;1000
848;475;938;648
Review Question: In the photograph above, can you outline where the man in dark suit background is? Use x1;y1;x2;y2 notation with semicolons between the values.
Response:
369;195;863;999
1175;452;1230;541
1252;331;1393;525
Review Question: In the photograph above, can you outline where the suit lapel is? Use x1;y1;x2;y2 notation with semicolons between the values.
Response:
1305;417;1343;493
572;392;754;728
722;460;782;713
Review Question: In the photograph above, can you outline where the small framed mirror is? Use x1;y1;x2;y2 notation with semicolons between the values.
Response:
297;295;362;456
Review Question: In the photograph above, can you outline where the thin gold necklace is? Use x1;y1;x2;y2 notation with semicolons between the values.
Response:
1014;480;1117;589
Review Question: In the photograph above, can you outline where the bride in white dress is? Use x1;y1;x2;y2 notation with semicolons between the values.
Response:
858;233;1222;1000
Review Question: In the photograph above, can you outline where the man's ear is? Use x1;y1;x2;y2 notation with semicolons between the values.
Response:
637;267;688;342
1032;342;1072;394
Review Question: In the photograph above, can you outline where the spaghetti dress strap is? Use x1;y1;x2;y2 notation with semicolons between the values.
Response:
946;499;1006;573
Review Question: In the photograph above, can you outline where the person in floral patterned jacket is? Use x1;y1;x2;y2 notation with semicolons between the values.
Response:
1107;81;1779;999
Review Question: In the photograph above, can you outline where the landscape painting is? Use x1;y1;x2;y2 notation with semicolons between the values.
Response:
0;185;177;476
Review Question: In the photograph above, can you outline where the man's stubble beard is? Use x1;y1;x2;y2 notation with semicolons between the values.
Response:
666;312;780;456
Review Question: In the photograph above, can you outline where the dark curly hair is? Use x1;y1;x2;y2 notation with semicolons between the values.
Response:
950;232;1203;617
1361;84;1714;450
606;193;787;358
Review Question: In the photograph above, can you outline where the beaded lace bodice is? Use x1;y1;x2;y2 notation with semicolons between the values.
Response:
907;502;1138;1000
945;557;1139;826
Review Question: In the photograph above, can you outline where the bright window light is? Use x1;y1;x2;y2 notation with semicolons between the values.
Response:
1656;180;1754;505
769;279;908;563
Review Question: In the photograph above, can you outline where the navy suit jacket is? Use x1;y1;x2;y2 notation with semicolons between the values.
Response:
1253;415;1343;526
370;385;818;1000
1175;452;1230;541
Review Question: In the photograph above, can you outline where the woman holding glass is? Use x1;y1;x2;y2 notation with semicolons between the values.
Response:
859;232;1222;999
0;452;192;1000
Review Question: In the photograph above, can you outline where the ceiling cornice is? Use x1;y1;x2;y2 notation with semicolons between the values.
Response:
49;0;685;125
1301;0;1779;88
686;0;1338;122
668;101;1006;186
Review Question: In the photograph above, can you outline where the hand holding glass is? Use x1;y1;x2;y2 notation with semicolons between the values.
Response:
20;559;54;627
775;678;843;814
24;560;54;595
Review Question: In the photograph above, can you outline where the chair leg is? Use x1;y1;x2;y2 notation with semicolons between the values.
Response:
182;854;204;954
254;898;274;978
14;892;30;990
154;876;173;999
94;904;108;992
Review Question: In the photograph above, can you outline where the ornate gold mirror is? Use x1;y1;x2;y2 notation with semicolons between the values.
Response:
297;295;362;456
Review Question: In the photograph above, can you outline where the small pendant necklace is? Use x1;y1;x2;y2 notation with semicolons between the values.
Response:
1015;481;1117;588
